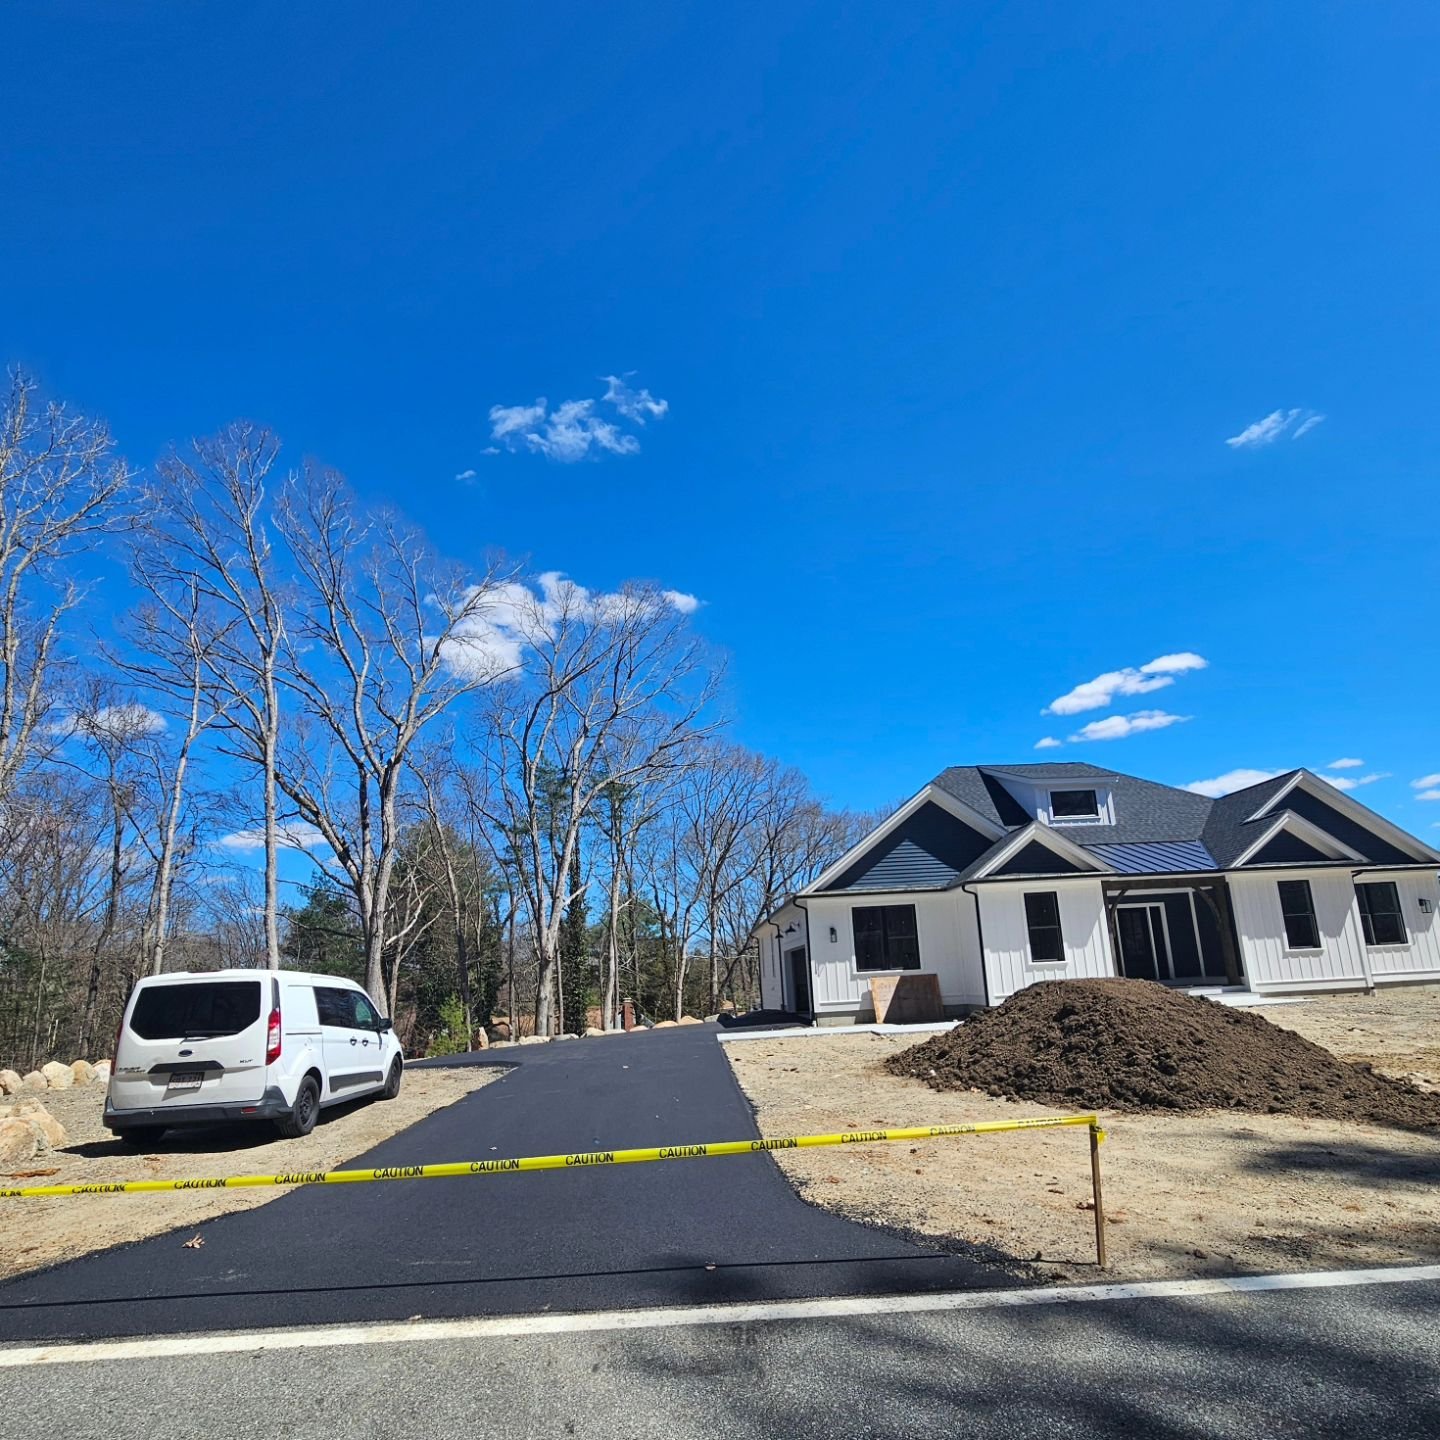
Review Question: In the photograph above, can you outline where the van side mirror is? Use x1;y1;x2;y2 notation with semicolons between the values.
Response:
377;1017;393;1033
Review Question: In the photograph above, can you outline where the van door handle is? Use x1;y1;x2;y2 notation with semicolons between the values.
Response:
349;1037;358;1046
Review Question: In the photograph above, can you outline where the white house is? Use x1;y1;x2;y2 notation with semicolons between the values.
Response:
756;763;1440;1024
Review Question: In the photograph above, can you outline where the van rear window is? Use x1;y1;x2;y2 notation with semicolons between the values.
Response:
129;981;263;1041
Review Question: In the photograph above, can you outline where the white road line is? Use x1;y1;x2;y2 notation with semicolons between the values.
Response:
4;1264;1439;1368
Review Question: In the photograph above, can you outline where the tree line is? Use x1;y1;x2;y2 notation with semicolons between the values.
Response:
0;372;867;1066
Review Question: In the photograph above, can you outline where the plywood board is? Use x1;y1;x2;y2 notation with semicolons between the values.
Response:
868;972;944;1024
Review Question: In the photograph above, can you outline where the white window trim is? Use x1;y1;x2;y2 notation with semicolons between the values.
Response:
1023;889;1068;967
1044;787;1114;828
1274;877;1325;954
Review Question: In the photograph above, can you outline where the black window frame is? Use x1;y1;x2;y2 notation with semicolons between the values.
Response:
1049;788;1100;821
1357;881;1407;946
851;904;921;972
1276;879;1321;951
1024;891;1065;963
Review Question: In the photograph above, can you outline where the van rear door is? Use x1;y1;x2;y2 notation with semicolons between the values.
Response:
110;977;271;1113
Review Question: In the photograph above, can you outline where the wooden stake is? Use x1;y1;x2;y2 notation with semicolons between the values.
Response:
1089;1123;1107;1269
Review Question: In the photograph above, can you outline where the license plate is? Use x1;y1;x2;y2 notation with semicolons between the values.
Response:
167;1071;205;1092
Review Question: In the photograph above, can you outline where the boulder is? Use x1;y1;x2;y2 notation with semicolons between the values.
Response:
555;1033;578;1041
40;1061;74;1090
472;1029;490;1051
0;1069;22;1096
652;1020;678;1029
0;1117;39;1167
584;1026;605;1038
518;1035;549;1046
17;1106;65;1150
92;1060;112;1082
70;1060;97;1086
20;1071;47;1092
677;1016;704;1026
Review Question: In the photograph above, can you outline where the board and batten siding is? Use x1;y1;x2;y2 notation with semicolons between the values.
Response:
803;890;985;1015
1229;868;1440;992
1363;870;1440;982
978;879;1114;1004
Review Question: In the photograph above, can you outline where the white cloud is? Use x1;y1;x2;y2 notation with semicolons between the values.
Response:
1225;408;1323;448
602;374;669;424
1417;790;1440;803
439;572;701;681
484;375;668;464
488;399;547;441
1411;774;1440;790
76;704;169;739
1068;710;1188;742
1326;757;1364;769
216;822;330;853
662;589;701;615
1034;736;1063;750
1183;768;1283;798
1045;653;1208;716
455;468;477;483
1320;772;1388;793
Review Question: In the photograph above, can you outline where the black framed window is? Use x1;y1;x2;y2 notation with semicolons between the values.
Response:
1024;891;1064;962
1357;882;1407;946
852;904;920;972
1277;879;1320;950
1050;789;1099;820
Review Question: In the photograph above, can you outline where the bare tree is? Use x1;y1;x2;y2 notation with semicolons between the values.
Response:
144;426;287;969
111;569;234;977
478;577;719;1035
0;372;131;805
272;466;518;1000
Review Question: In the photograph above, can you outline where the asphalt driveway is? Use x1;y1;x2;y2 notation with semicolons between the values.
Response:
0;1025;995;1343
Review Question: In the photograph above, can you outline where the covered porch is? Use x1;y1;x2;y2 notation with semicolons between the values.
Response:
1101;876;1244;987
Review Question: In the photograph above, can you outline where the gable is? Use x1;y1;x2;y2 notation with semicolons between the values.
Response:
991;839;1087;877
1245;831;1335;866
1280;787;1418;866
824;801;994;893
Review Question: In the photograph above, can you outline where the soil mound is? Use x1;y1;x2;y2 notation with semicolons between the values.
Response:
885;979;1440;1130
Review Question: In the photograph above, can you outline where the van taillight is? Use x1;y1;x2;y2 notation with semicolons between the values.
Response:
266;1009;282;1064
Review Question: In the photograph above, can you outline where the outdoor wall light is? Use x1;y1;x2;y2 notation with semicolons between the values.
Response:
829;926;838;943
1421;897;1434;914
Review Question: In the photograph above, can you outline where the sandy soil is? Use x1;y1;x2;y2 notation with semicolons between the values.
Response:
0;1066;505;1280
727;988;1440;1284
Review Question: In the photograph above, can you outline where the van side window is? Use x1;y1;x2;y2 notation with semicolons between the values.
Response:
352;993;379;1028
315;987;353;1027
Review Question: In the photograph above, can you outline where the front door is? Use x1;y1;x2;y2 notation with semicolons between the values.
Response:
1116;904;1171;981
785;948;811;1017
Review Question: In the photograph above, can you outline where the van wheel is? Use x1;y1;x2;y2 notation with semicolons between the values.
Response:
117;1126;166;1148
275;1076;320;1139
381;1057;403;1101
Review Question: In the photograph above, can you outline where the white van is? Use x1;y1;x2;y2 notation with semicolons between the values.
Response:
104;969;405;1146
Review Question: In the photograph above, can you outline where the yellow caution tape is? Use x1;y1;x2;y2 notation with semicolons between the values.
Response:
0;1114;1101;1200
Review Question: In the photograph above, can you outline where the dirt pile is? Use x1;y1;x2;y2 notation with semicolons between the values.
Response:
886;979;1440;1130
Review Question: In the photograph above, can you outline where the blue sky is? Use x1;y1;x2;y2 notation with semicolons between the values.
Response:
4;2;1438;831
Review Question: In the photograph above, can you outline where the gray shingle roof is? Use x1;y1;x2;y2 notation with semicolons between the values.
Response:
927;763;1435;880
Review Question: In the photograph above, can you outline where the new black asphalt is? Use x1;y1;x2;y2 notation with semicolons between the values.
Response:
0;1026;999;1343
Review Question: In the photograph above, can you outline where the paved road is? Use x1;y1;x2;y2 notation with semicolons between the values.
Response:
0;1027;997;1343
4;1277;1438;1438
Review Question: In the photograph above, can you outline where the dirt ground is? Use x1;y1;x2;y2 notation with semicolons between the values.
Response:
0;1066;505;1281
726;987;1440;1284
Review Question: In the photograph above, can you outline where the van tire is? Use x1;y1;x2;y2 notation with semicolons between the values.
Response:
381;1057;403;1100
275;1076;320;1139
117;1126;166;1149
